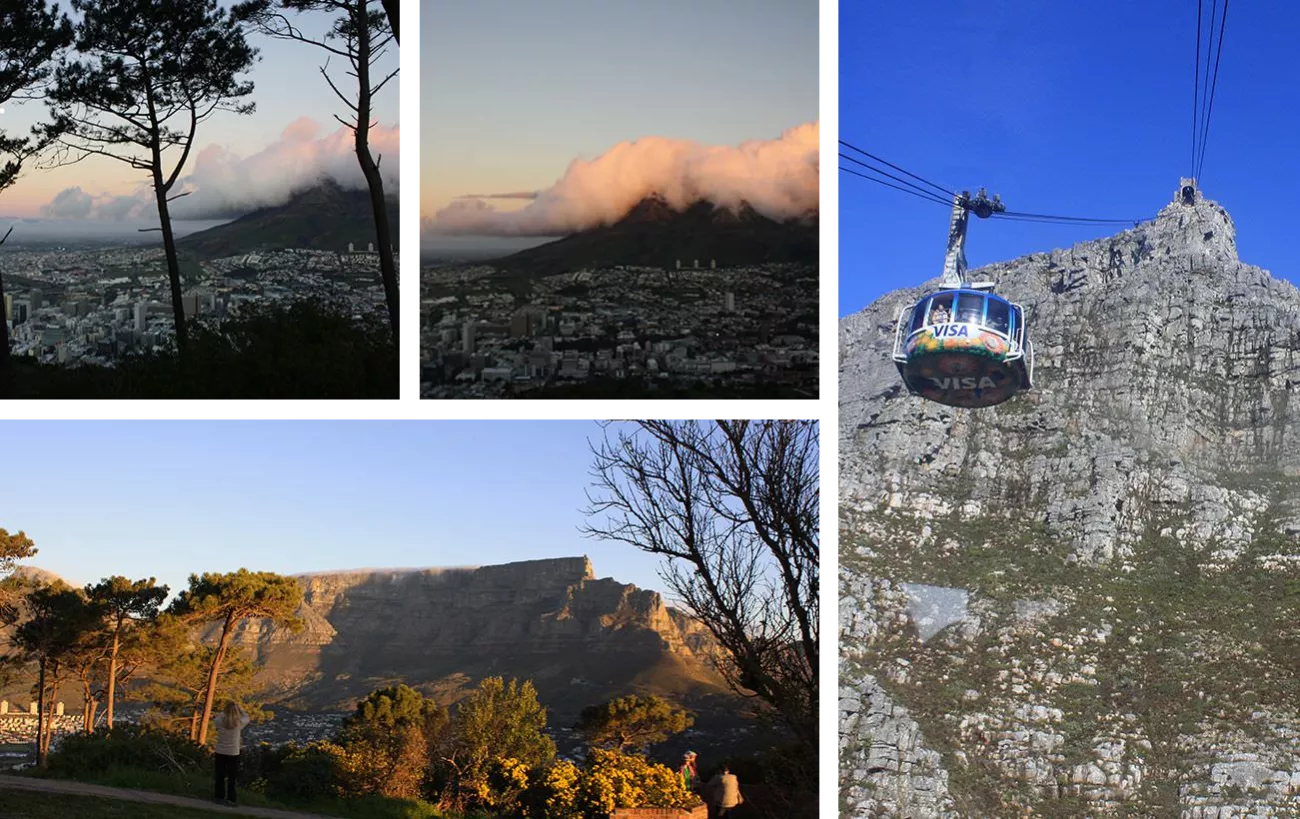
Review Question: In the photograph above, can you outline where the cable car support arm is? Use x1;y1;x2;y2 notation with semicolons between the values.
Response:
940;188;1005;288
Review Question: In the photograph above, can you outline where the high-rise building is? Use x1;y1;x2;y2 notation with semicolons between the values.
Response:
724;291;735;313
711;259;717;269
368;242;375;252
3;293;10;322
29;290;42;311
693;259;699;269
134;302;149;332
462;321;476;354
348;242;355;253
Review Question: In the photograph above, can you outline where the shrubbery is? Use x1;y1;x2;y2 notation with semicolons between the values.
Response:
522;750;699;819
45;724;207;779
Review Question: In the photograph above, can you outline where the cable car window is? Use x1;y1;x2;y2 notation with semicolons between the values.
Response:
928;294;954;325
1011;305;1024;343
954;292;983;324
909;299;929;333
985;299;1010;335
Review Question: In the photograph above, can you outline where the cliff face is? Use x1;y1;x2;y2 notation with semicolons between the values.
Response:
839;187;1300;817
224;557;730;718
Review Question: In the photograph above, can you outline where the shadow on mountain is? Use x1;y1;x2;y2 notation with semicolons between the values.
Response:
492;197;818;275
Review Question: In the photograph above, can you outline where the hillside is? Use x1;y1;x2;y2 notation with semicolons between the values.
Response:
492;195;818;274
176;179;399;259
218;556;735;722
839;184;1300;816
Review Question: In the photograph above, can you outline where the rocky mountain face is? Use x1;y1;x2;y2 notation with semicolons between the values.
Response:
222;556;731;721
493;195;818;274
839;186;1300;817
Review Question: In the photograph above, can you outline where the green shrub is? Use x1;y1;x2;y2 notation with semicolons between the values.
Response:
45;724;207;779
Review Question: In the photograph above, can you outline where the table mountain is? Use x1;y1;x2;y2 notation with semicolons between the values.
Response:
840;184;1300;817
493;195;818;274
221;556;734;722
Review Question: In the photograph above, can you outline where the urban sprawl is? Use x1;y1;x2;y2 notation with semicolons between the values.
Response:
1;243;392;366
420;259;818;397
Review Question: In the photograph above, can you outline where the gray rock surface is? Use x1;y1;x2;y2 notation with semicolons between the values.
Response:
840;186;1300;816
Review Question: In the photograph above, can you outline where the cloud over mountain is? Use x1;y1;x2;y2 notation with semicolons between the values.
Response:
40;117;400;222
427;122;819;237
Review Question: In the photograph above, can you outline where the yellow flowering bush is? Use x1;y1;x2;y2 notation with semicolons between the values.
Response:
527;750;700;818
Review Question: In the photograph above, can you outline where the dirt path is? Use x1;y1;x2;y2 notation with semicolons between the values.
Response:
0;774;340;818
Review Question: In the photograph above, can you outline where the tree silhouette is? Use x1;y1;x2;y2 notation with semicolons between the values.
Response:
46;0;259;353
168;569;301;745
379;0;397;42
574;694;694;754
86;576;168;729
242;0;398;341
583;420;819;745
0;2;72;374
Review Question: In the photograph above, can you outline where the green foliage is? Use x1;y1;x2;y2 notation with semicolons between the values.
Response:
170;569;303;628
574;694;694;753
0;527;37;575
441;677;556;811
45;724;208;779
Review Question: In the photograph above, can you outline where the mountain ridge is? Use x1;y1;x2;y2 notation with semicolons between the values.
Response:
177;178;399;259
493;194;818;274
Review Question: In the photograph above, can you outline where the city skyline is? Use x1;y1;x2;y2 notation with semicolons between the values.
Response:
0;2;398;235
421;0;818;250
0;421;675;601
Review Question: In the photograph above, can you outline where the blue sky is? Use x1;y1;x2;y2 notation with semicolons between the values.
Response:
421;0;818;241
841;0;1300;315
0;421;676;601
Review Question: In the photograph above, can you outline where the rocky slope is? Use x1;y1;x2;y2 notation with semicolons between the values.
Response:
840;184;1300;817
223;556;732;720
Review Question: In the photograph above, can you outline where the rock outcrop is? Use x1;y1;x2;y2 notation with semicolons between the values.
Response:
840;185;1300;816
224;556;731;719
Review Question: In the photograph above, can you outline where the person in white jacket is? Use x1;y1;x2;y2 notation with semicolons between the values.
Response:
213;702;250;806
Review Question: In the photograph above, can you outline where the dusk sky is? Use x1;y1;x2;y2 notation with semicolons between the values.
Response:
841;0;1300;315
0;421;679;603
421;0;818;249
0;1;398;233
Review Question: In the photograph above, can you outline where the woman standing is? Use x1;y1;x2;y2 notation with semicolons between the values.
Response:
213;702;250;806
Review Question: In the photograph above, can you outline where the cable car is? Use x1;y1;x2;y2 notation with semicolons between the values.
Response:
890;188;1035;408
891;283;1034;408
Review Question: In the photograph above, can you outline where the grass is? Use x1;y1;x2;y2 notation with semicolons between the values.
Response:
0;788;268;818
30;767;446;819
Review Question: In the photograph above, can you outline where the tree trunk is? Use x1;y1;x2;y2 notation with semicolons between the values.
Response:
354;1;398;342
0;268;10;379
151;143;188;353
106;626;120;728
82;675;95;733
35;658;47;768
196;613;235;746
